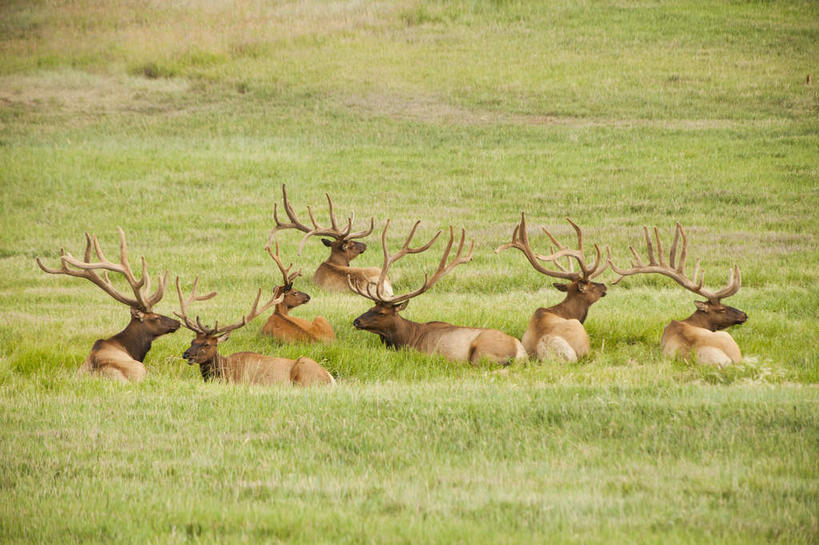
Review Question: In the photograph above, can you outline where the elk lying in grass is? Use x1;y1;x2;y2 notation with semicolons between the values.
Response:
266;184;391;295
175;278;335;386
36;228;180;382
608;223;746;366
349;220;526;365
260;242;335;343
496;214;608;362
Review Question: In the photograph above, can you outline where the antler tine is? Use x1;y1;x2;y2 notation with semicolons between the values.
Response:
388;225;475;305
174;276;218;334
494;212;579;281
708;265;742;302
609;223;741;303
265;185;315;249
266;241;302;286
347;216;375;240
37;228;164;311
213;286;284;336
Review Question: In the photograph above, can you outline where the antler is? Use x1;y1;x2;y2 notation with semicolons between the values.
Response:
348;220;475;305
36;227;169;312
607;223;741;303
175;276;283;337
174;276;218;334
265;184;375;254
266;241;302;288
495;213;607;282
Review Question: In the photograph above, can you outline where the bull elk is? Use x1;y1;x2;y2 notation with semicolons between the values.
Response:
349;220;527;365
175;278;335;386
266;184;392;295
496;214;608;362
608;223;746;365
36;228;180;382
260;242;335;343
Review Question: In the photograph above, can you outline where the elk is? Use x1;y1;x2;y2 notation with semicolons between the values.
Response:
175;278;335;386
349;220;527;365
266;184;392;295
36;228;180;382
495;214;608;362
260;242;335;343
607;223;746;365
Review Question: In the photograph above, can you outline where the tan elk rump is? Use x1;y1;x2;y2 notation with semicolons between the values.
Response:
608;223;746;365
260;242;335;343
496;214;608;362
350;220;526;365
266;184;391;295
176;278;335;386
36;228;180;382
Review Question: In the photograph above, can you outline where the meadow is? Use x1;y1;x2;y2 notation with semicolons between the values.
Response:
1;1;817;543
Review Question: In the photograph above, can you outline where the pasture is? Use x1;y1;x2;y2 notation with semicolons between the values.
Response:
1;1;817;543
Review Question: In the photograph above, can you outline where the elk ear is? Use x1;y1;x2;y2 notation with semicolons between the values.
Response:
694;300;709;312
396;300;409;312
553;283;569;292
321;239;333;247
130;308;146;322
216;332;231;344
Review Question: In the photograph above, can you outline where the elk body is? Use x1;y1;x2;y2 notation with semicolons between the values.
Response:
350;221;526;365
608;223;746;365
36;228;180;382
176;278;335;386
260;243;335;343
496;214;608;362
267;185;392;295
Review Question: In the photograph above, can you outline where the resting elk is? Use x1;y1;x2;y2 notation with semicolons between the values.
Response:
266;184;392;295
260;242;335;343
349;220;526;365
496;214;608;362
608;223;747;365
175;278;335;386
36;228;180;382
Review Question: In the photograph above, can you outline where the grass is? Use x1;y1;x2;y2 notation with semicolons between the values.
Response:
1;0;818;543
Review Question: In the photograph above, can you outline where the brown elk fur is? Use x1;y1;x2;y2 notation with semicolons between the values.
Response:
521;281;607;362
183;334;335;386
261;294;335;343
76;309;180;383
313;239;389;294
497;214;608;363
176;278;335;386
660;302;746;365
260;243;335;343
355;302;526;365
266;185;392;295
609;223;747;366
37;228;179;382
351;221;526;366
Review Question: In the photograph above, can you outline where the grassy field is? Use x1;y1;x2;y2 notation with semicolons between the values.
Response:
1;1;818;543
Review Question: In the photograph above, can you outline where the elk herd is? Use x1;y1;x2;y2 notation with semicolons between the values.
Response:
36;185;749;385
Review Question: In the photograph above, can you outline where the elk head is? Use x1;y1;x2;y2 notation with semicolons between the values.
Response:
175;277;282;366
266;241;311;312
495;213;608;322
348;219;473;340
607;223;747;331
36;227;181;335
266;184;374;266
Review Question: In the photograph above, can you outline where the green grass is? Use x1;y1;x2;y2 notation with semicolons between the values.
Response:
1;1;818;543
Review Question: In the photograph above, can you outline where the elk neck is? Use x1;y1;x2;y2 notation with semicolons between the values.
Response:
275;301;293;316
680;310;719;331
324;248;351;267
108;317;159;362
375;313;422;349
546;294;591;324
197;351;227;381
